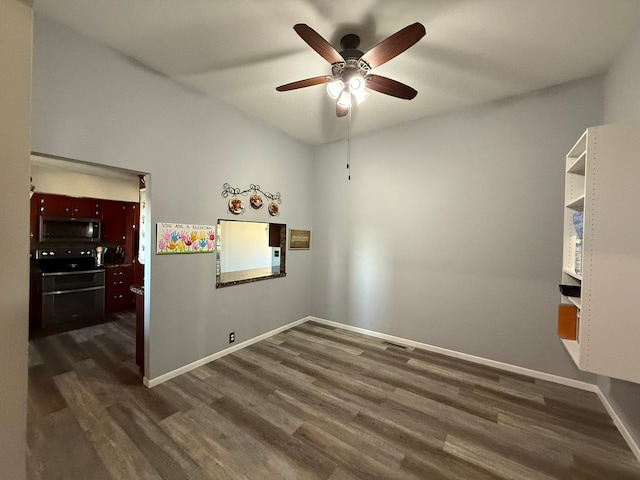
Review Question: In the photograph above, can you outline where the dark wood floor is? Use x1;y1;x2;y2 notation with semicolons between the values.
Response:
27;313;640;479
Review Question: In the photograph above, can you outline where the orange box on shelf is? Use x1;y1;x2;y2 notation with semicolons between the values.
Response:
558;304;578;340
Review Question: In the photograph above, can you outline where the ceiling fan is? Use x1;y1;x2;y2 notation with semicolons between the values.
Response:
276;23;426;117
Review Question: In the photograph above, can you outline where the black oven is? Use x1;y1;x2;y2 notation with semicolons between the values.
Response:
35;247;105;327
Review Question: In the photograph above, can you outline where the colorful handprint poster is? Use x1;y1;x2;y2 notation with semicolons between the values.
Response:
156;222;216;254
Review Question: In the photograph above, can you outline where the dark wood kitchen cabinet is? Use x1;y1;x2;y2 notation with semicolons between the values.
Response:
102;200;139;266
124;202;138;265
102;200;127;244
33;193;102;218
30;194;41;241
125;202;144;283
105;265;134;312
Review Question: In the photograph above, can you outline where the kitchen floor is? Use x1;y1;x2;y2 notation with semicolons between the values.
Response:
27;317;640;479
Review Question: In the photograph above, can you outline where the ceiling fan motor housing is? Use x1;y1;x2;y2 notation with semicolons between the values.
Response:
337;33;370;73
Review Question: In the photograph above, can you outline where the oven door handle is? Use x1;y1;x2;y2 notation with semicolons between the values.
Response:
42;286;106;296
42;269;104;277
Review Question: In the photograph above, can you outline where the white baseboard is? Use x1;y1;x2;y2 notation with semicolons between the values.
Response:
143;316;312;388
143;314;640;462
308;316;640;463
308;317;596;391
596;389;640;462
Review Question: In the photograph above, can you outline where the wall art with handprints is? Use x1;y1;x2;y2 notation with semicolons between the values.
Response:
156;222;216;254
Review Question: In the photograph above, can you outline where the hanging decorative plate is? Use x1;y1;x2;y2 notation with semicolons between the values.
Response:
229;196;244;215
250;193;263;210
268;201;280;216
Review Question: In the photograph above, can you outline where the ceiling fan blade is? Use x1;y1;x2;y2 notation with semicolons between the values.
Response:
336;101;349;117
367;74;418;100
360;23;425;69
276;75;330;92
294;24;344;65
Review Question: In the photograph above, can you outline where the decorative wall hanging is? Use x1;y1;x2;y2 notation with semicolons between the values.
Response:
268;201;280;216
228;196;244;215
156;222;216;254
289;229;311;249
222;183;282;216
249;192;263;210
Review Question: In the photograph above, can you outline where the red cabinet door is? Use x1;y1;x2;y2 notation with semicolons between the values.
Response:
124;202;138;264
30;193;43;241
102;200;126;244
35;193;72;217
71;198;102;218
33;194;101;218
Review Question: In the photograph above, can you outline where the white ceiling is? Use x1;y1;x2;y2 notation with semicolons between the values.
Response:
34;0;640;146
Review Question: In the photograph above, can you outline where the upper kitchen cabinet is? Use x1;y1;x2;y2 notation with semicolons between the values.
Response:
102;200;138;261
124;202;139;266
72;197;103;218
101;199;127;244
33;193;102;218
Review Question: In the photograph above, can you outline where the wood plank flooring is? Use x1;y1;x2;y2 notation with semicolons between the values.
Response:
27;313;640;479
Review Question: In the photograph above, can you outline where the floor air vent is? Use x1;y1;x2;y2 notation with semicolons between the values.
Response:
382;341;407;349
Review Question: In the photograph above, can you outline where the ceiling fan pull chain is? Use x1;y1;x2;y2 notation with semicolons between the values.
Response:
347;106;352;180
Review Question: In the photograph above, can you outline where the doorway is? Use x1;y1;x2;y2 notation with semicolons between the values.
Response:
29;152;149;378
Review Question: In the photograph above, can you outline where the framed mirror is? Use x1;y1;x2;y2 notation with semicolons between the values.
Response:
216;219;286;288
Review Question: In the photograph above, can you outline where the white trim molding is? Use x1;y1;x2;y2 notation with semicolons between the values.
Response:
143;316;311;388
308;317;595;391
596;390;640;462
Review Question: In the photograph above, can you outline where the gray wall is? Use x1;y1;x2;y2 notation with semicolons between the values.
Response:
32;15;314;380
601;20;640;449
0;1;31;478
312;76;603;381
604;23;640;124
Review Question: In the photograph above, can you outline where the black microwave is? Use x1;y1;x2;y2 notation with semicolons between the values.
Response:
39;216;102;243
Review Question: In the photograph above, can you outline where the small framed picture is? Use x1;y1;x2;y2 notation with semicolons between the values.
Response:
289;229;310;249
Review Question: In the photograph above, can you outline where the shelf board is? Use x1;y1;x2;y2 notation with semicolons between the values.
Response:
565;195;584;211
561;338;581;367
567;130;587;159
567;296;581;309
563;268;582;282
567;152;586;175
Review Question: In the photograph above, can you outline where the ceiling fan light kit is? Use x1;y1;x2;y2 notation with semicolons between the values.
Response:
276;22;426;116
327;75;369;108
326;79;345;99
348;76;366;95
337;91;352;108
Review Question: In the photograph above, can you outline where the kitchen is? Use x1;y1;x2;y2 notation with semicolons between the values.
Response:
28;153;146;372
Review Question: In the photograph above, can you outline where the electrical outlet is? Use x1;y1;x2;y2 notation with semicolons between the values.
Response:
229;332;235;343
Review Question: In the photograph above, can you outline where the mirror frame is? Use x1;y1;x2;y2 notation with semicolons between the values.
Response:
215;219;286;288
